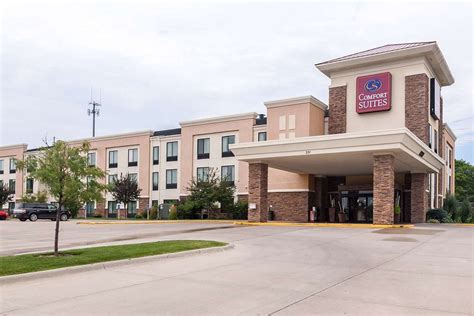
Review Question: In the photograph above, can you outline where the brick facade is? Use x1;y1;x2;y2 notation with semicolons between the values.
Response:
248;163;268;222
411;173;428;223
95;200;106;217
328;86;347;134
405;74;429;144
373;154;395;224
138;197;150;216
268;191;314;222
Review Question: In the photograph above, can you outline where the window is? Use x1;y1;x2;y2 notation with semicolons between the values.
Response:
448;146;453;169
108;174;117;185
26;178;34;194
221;165;235;185
0;159;3;174
258;132;267;142
129;173;138;183
109;150;118;168
107;201;117;217
9;179;15;194
166;142;178;161
222;135;235;157
0;180;3;187
151;200;159;207
166;169;178;189
197;138;210;159
152;146;159;165
128;149;138;167
434;129;438;154
428;125;433;149
87;152;96;166
127;201;137;216
9;158;16;174
197;167;210;182
86;202;95;216
152;172;159;191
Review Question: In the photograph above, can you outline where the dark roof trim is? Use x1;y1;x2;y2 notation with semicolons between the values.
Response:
153;128;181;137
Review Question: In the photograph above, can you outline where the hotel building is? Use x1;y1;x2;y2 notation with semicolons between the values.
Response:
0;42;456;224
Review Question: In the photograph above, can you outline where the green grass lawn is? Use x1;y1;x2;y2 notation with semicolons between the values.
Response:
0;240;226;277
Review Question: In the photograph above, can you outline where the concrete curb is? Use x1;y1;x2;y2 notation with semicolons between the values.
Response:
76;220;235;225
0;243;234;285
233;221;414;229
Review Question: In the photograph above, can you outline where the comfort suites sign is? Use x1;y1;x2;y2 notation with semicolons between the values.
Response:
356;72;392;114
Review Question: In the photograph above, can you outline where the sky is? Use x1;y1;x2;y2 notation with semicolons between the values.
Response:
1;0;473;163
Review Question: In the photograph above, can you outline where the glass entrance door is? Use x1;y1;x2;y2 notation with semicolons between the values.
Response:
340;191;373;223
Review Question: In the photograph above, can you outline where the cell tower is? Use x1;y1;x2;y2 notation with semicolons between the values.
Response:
87;88;102;137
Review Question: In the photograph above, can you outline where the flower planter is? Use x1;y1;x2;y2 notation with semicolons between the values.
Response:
338;212;345;223
329;207;336;223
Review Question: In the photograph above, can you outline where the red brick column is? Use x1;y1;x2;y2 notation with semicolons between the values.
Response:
373;154;395;224
328;86;347;134
248;163;268;222
411;173;428;223
405;74;429;144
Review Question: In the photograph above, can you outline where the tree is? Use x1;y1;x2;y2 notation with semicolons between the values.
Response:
20;191;48;203
17;141;107;256
455;159;474;201
0;184;13;209
109;174;142;217
183;168;235;218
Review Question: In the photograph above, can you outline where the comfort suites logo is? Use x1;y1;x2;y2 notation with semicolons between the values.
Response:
356;72;391;114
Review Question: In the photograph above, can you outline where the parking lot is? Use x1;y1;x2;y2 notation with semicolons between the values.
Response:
0;220;473;315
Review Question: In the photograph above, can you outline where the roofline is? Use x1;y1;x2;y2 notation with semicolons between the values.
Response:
180;112;257;127
67;130;153;144
264;95;328;111
315;42;454;86
0;143;28;151
443;123;457;141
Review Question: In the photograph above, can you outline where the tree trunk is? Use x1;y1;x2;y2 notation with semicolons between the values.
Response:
54;199;62;256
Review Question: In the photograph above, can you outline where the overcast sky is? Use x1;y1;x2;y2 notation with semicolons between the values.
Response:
1;0;472;163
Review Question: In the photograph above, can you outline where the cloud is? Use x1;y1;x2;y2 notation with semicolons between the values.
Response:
1;1;472;162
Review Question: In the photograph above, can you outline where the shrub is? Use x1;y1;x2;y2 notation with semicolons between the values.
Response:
426;208;448;222
443;194;458;219
459;198;472;223
168;205;178;220
150;205;158;220
135;213;143;219
93;214;102;218
231;201;248;220
427;219;440;224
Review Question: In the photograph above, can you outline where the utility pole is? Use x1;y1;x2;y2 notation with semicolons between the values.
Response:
87;89;101;137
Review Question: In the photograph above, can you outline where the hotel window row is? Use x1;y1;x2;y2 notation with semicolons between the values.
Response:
195;135;236;160
196;165;235;185
0;158;17;174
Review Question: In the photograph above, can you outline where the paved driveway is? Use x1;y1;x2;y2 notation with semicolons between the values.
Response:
0;222;473;315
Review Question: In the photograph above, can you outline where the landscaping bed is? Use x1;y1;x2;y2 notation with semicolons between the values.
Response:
0;240;226;276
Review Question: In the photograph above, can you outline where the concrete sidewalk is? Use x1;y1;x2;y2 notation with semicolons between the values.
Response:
1;224;473;315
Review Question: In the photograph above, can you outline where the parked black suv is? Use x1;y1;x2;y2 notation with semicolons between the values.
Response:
12;203;71;222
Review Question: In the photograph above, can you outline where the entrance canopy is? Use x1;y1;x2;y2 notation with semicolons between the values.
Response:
230;128;444;176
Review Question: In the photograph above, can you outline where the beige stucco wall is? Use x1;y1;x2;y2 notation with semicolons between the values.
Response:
330;57;441;135
69;132;152;207
180;116;255;196
442;128;456;196
0;144;27;207
264;99;326;192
